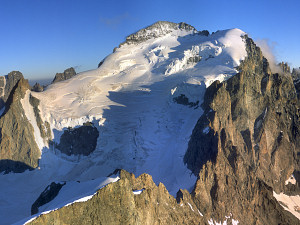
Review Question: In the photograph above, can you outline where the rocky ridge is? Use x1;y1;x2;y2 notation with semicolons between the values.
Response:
52;67;76;84
31;83;44;92
292;68;300;97
119;21;208;47
184;35;300;224
0;71;23;109
0;77;41;173
29;170;205;225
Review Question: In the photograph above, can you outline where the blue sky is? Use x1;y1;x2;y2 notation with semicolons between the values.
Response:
0;0;300;80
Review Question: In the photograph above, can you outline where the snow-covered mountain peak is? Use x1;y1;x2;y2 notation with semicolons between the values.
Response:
36;27;247;127
120;21;199;46
0;24;249;225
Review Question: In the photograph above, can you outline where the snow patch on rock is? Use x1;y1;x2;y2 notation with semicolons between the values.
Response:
273;191;300;220
285;174;297;185
20;90;46;150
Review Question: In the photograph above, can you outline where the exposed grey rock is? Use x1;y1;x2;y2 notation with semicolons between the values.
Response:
56;123;99;156
292;68;300;97
0;78;41;173
292;67;300;80
184;35;300;224
278;61;291;73
0;71;24;109
52;67;76;84
187;55;202;64
173;94;199;108
29;94;52;142
98;60;104;68
198;30;210;36
31;182;66;215
31;83;44;92
119;21;199;47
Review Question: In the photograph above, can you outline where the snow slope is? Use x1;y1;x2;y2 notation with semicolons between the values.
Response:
0;24;247;224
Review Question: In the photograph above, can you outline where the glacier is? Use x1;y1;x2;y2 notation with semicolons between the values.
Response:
0;22;247;225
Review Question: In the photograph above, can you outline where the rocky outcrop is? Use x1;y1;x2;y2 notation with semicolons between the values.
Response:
29;94;52;142
56;122;99;156
98;59;105;68
0;71;23;109
52;67;76;84
292;68;300;97
292;68;300;79
0;78;41;173
184;36;300;224
31;83;44;92
173;94;199;108
120;21;200;47
278;61;291;73
31;182;66;215
29;170;204;225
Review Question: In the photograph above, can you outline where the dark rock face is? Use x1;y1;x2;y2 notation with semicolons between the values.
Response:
56;123;99;156
31;83;44;92
52;67;76;84
98;58;105;68
0;159;34;174
184;36;300;224
0;78;41;173
0;71;24;109
198;30;210;36
29;170;204;225
173;94;199;108
292;68;300;97
31;182;66;215
187;55;202;64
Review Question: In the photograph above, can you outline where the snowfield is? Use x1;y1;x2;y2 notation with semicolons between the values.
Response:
0;26;247;224
273;191;300;220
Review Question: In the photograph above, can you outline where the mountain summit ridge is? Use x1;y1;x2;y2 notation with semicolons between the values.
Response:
120;21;204;47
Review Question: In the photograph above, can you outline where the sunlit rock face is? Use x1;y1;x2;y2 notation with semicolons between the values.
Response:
184;36;300;224
0;77;41;173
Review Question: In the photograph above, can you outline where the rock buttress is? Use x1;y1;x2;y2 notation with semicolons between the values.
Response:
0;78;41;173
184;36;300;224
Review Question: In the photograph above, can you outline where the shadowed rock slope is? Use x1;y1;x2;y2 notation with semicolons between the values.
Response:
184;36;300;224
292;68;300;97
0;78;41;173
56;122;99;156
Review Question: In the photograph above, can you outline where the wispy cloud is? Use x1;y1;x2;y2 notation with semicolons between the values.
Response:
255;38;282;73
100;13;131;29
